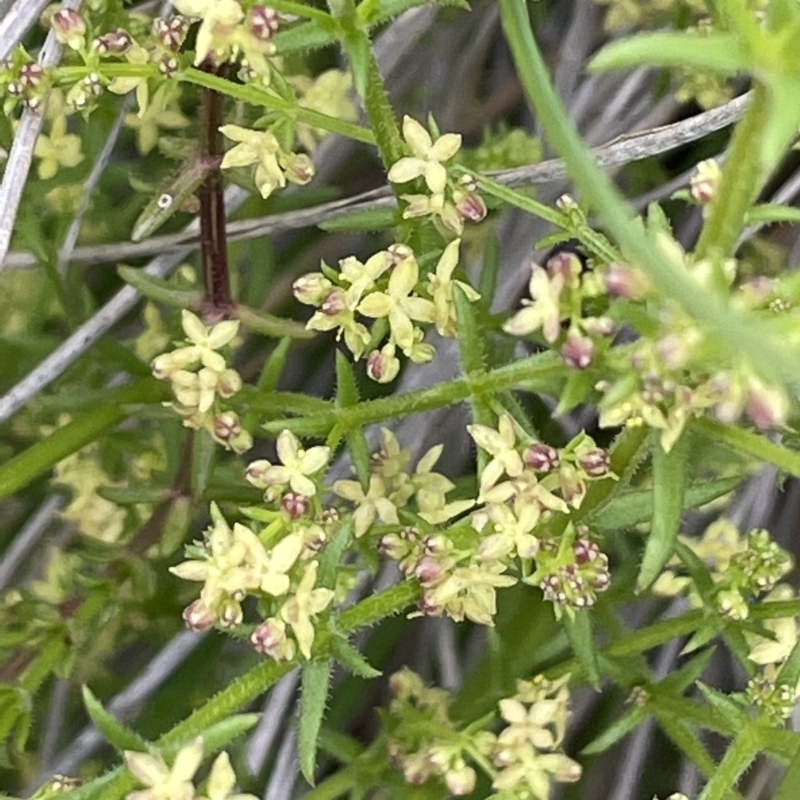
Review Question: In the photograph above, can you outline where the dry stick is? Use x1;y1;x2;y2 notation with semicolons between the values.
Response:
0;0;83;271
0;0;54;62
1;92;751;271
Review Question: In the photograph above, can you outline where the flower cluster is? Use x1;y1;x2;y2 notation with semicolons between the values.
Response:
385;669;580;799
653;519;793;620
171;499;335;661
219;124;314;199
388;116;487;235
151;310;252;453
374;418;613;623
294;239;479;379
124;737;256;800
503;229;795;452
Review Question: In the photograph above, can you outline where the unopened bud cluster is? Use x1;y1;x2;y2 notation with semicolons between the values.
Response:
385;670;580;798
652;519;792;621
151;310;252;453
294;238;479;378
745;675;797;723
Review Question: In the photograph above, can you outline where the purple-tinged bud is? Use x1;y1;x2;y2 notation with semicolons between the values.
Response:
218;599;243;628
387;243;414;265
24;95;42;112
523;442;559;472
317;507;339;526
182;599;216;631
604;262;643;298
556;194;579;212
422;534;448;555
578;447;610;477
418;591;445;617
157;54;180;76
213;410;242;442
153;16;189;51
250;5;280;40
282;491;310;520
6;80;23;96
367;345;400;383
378;532;408;560
745;378;788;429
251;618;295;660
415;556;444;585
582;316;616;337
321;288;347;315
51;9;86;49
93;28;132;54
217;368;242;398
458;172;479;192
83;72;103;97
547;250;582;283
561;329;594;369
690;158;721;205
293;272;332;306
18;62;44;89
573;538;600;564
282;152;314;184
456;191;487;223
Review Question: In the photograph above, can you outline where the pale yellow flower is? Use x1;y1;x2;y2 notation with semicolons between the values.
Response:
125;83;190;155
426;238;480;337
124;737;203;800
467;414;524;495
34;113;83;180
199;751;258;800
171;0;244;65
388;116;462;194
503;264;565;343
333;474;399;537
246;430;330;498
280;561;335;659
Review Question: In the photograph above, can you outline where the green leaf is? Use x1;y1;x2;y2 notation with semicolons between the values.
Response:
317;520;352;590
258;338;293;391
191;429;217;498
580;705;647;755
589;31;750;75
335;352;370;488
478;232;501;301
774;740;800;800
776;636;800;692
745;203;800;224
637;433;689;591
299;658;333;785
0;379;165;501
235;303;314;339
117;265;202;307
82;686;149;753
318;207;397;232
696;682;750;729
590;476;742;534
330;635;382;679
162;715;259;759
564;610;600;688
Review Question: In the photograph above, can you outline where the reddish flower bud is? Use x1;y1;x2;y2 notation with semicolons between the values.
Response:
456;191;487;223
546;250;582;282
213;410;242;442
153;16;189;51
415;556;444;585
250;5;280;40
282;491;310;520
561;329;594;369
93;28;133;54
51;9;86;48
578;447;610;477
523;442;559;472
293;273;332;305
573;538;600;564
18;62;44;89
182;599;216;631
604;262;644;298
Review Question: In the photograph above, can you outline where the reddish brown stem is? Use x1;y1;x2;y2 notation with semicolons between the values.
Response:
198;64;231;312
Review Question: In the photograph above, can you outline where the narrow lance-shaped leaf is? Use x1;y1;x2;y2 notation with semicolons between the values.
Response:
637;433;689;592
82;686;149;753
299;658;333;785
131;155;218;243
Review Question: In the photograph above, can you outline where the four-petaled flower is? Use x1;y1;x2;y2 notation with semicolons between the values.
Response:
34;112;84;180
426;238;480;337
503;263;565;343
171;0;245;65
388;115;462;194
247;430;331;498
279;561;335;659
201;751;259;800
357;254;436;352
124;737;203;800
467;414;524;495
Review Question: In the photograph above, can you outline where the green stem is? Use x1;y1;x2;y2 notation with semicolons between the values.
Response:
694;86;767;259
495;0;800;386
299;764;362;800
697;725;760;800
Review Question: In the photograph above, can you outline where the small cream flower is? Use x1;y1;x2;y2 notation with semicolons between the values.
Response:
333;475;399;537
426;238;480;337
467;414;525;495
246;430;330;498
200;751;258;800
34;113;84;180
503;264;565;343
357;255;436;351
124;737;203;800
388;116;462;194
280;561;335;659
171;0;244;65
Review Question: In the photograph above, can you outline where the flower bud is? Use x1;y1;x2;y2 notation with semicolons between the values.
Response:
604;262;644;298
213;410;242;442
218;598;244;628
250;5;280;40
51;9;87;50
745;377;788;429
281;152;314;184
18;62;44;89
321;288;347;315
577;447;610;477
445;766;476;796
293;272;332;305
378;532;409;560
556;194;579;212
561;329;594;369
455;191;487;223
582;315;616;337
415;556;444;585
93;28;133;54
573;537;600;564
547;250;582;283
158;54;180;76
282;491;310;520
523;442;559;472
367;344;400;383
387;242;414;265
690;158;721;205
251;618;295;660
182;599;217;631
153;16;189;51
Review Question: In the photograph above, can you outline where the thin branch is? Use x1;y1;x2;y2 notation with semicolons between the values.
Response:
1;92;751;271
0;0;53;62
0;0;83;271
